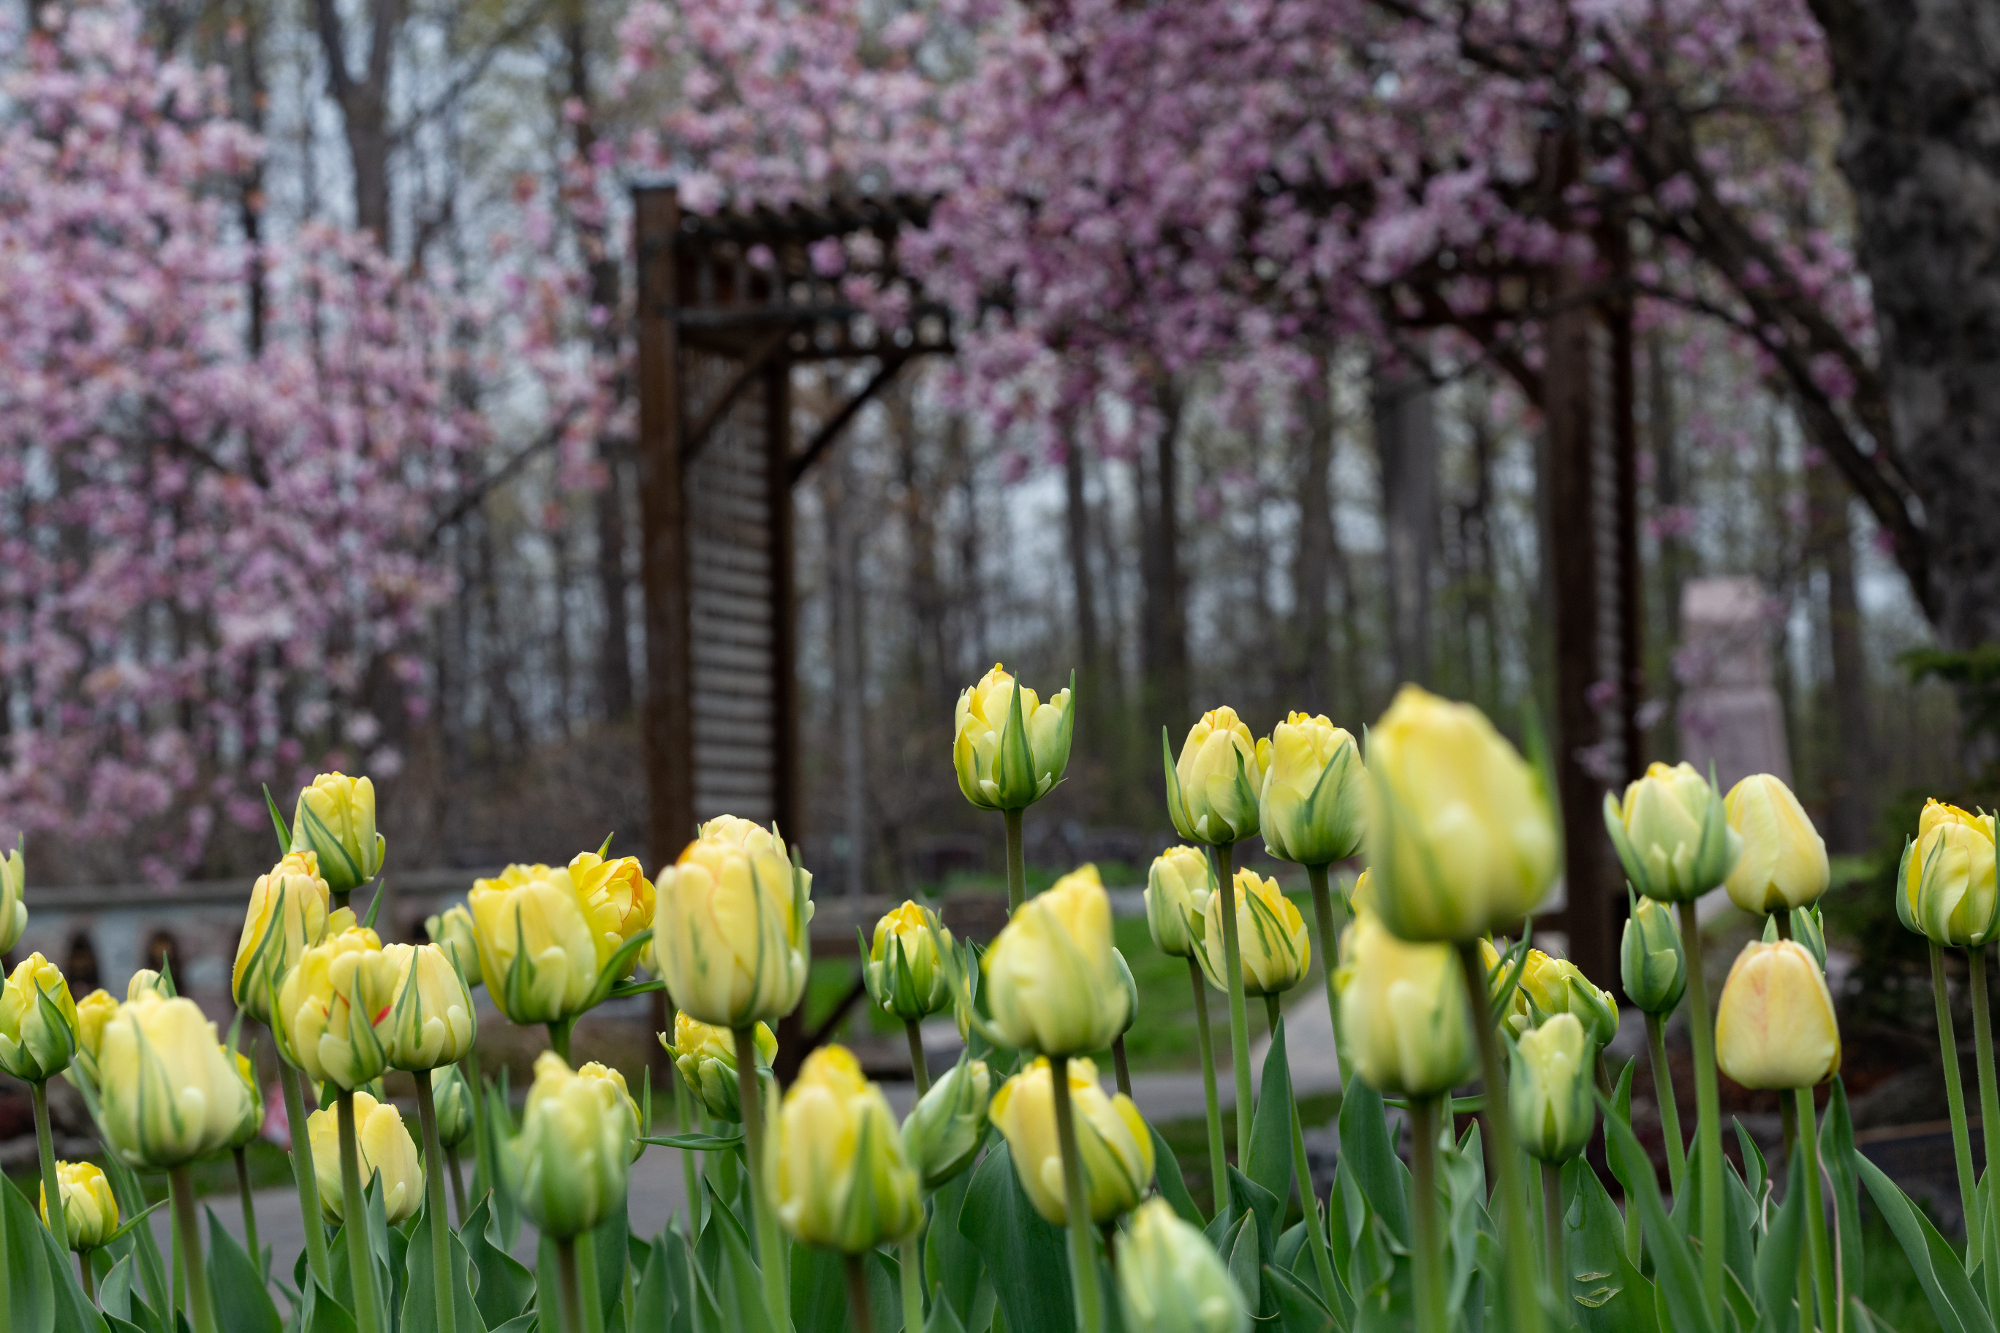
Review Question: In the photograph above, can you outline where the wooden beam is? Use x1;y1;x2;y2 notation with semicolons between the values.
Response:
680;328;788;463
787;357;906;484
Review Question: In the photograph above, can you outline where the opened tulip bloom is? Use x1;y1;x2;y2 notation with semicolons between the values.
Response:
1118;1198;1250;1333
902;1057;992;1189
97;993;255;1169
661;1011;776;1121
1196;867;1310;996
953;663;1075;810
1365;685;1559;943
0;953;78;1082
983;864;1131;1056
774;1045;923;1251
0;839;27;953
469;863;602;1025
1260;712;1366;866
1511;1013;1597;1162
653;816;813;1028
42;1161;117;1251
1165;706;1271;845
1723;773;1830;915
1899;799;2000;946
306;1090;425;1224
233;851;332;1022
1145;845;1213;958
1621;896;1688;1014
1336;910;1474;1098
424;902;484;987
1605;762;1742;903
291;772;386;896
990;1057;1154;1225
865;900;953;1021
1716;940;1841;1089
271;921;400;1090
1514;949;1620;1048
382;942;477;1070
502;1052;637;1241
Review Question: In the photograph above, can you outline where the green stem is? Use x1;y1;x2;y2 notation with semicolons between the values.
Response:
1051;1055;1104;1333
556;1237;587;1333
1969;947;2000;1324
416;1073;458;1333
31;1081;66;1252
1211;841;1254;1164
735;1025;793;1333
1305;864;1352;1088
673;1051;701;1227
1004;809;1026;913
846;1252;875;1333
339;1090;387;1333
234;1147;263;1277
1264;995;1337;1303
1543;1163;1566;1320
79;1251;96;1304
1188;955;1227;1217
905;1020;932;1097
169;1165;220;1333
0;1086;9;1320
279;1062;334;1288
1457;941;1543;1333
1676;900;1725;1323
447;1145;469;1228
463;1047;492;1205
1644;1012;1687;1193
577;1230;608;1333
1931;943;1981;1262
550;1019;575;1063
1111;1037;1132;1100
900;1234;924;1333
1795;1089;1840;1333
1409;1098;1448;1333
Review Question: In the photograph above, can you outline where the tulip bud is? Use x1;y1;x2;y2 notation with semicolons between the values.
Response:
425;902;483;989
653;817;813;1029
953;664;1075;811
990;1057;1153;1225
865;901;953;1022
71;988;117;1085
430;1065;475;1149
1620;897;1687;1015
0;953;77;1082
1516;950;1620;1049
1898;800;2000;947
1260;713;1366;866
901;1058;992;1189
1716;939;1841;1090
502;1052;637;1241
1145;846;1213;958
568;849;656;979
659;1012;776;1122
271;921;399;1090
0;840;27;954
223;1047;264;1150
306;1089;425;1224
291;772;386;895
1196;868;1310;997
1165;707;1272;845
983;865;1131;1056
1510;1013;1597;1163
1118;1198;1251;1333
1365;685;1559;943
774;1046;924;1252
1112;948;1138;1037
126;969;172;1002
42;1161;118;1251
1604;762;1742;903
1723;774;1829;915
98;994;255;1169
468;864;602;1026
381;942;477;1072
233;851;332;1023
1335;910;1475;1098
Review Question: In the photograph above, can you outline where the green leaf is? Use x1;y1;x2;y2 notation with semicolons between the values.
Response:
631;1235;673;1333
1146;1120;1204;1226
462;1195;534;1329
1221;1166;1282;1278
205;1206;280;1333
1337;1079;1410;1245
1264;1259;1333;1333
398;1202;485;1333
1857;1154;1995;1333
922;1288;968;1333
97;1255;137;1324
789;1245;850;1333
697;1175;775;1333
1753;1150;1805;1333
263;784;293;855
925;1161;989;1328
640;1133;745;1152
1821;1078;1865;1308
1600;1092;1717;1333
1560;1156;1657;1333
592;1189;630;1326
1246;1018;1296;1212
1733;1120;1768;1201
4;1173;57;1333
304;1278;362;1333
959;1143;1072;1333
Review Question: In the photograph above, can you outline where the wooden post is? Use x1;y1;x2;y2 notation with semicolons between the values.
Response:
767;354;798;839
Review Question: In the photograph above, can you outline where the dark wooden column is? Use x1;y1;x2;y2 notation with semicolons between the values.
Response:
766;355;798;839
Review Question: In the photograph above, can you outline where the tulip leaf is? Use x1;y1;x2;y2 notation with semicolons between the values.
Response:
1263;1258;1332;1333
1752;1149;1806;1333
1336;1079;1410;1246
1145;1119;1204;1227
593;1191;631;1326
304;1278;361;1333
301;799;367;888
1560;1157;1658;1333
1599;1092;1717;1333
921;1289;968;1333
263;784;293;855
93;1153;169;1318
960;1143;1073;1333
462;1196;534;1328
360;876;386;931
3;1174;56;1333
641;1132;746;1151
1246;1018;1297;1215
630;1234;672;1333
1162;728;1198;844
924;1156;990;1328
1859;1152;1995;1333
398;1204;484;1333
698;1174;775;1333
586;929;657;1011
1820;1078;1866;1306
204;1206;279;1333
1733;1121;1767;1200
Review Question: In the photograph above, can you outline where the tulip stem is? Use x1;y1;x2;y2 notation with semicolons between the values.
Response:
234;1147;263;1278
550;1019;575;1063
1968;947;2000;1323
1409;1098;1448;1333
31;1080;66;1253
577;1231;608;1333
556;1237;587;1333
1264;995;1337;1303
1111;1037;1132;1100
1675;899;1725;1323
1187;956;1227;1216
416;1073;459;1333
447;1145;469;1227
1050;1054;1104;1333
338;1091;387;1333
169;1165;219;1333
1542;1162;1566;1315
899;1234;924;1333
1003;809;1027;913
1794;1089;1840;1333
672;1048;701;1226
735;1024;793;1333
845;1252;875;1333
278;1062;334;1288
1210;841;1254;1165
79;1251;96;1304
1457;941;1543;1333
1643;1012;1687;1192
1305;864;1352;1089
1930;943;1981;1261
464;1048;494;1208
904;1020;932;1097
0;1115;9;1320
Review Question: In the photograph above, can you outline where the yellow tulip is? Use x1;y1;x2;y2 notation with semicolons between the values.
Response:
865;900;954;1021
1196;868;1310;997
424;902;483;988
233;851;332;1022
1117;1198;1250;1333
773;1045;924;1252
41;1161;118;1251
1515;950;1620;1048
306;1089;425;1224
467;861;615;1026
1604;762;1743;903
0;953;77;1082
1260;713;1366;866
71;988;117;1085
430;1065;475;1149
271;921;399;1090
952;663;1075;811
1620;897;1687;1015
901;1058;992;1189
223;1047;264;1150
1899;800;2000;946
1165;707;1272;846
1145;846;1214;959
97;994;254;1169
660;1011;777;1122
1715;940;1840;1089
126;969;172;1002
568;849;656;975
382;942;477;1071
0;839;27;953
501;1052;635;1241
291;772;385;894
1334;909;1474;1098
982;865;1131;1056
1722;774;1829;914
1364;685;1559;943
989;1057;1154;1225
653;817;813;1029
1510;1013;1596;1163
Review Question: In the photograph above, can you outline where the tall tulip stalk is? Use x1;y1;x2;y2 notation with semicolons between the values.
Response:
1145;846;1226;1201
953;663;1075;912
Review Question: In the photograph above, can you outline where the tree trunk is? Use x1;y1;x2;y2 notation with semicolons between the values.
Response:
1808;0;2000;649
1809;458;1873;851
1140;377;1190;729
1373;369;1437;687
1648;330;1686;754
1064;423;1101;682
313;0;401;245
827;452;870;897
1291;351;1335;710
